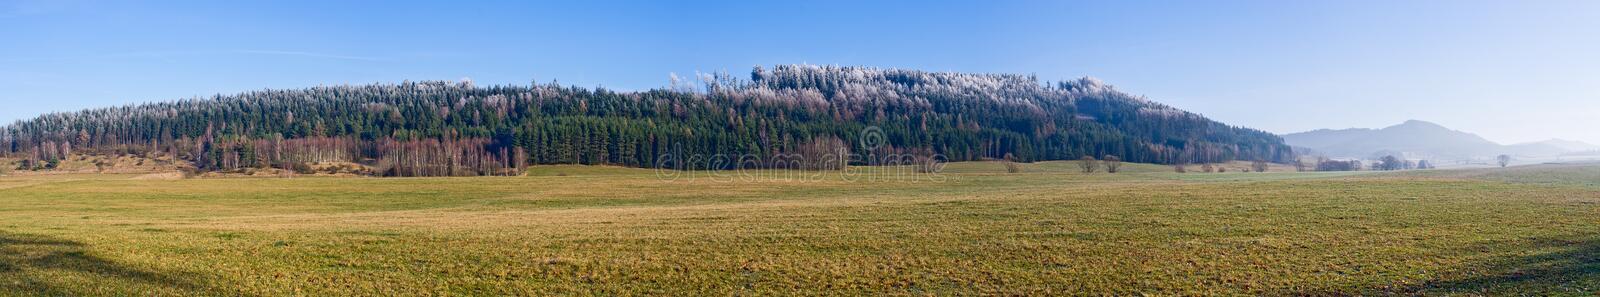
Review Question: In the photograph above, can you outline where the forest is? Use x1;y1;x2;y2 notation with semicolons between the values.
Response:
0;65;1294;176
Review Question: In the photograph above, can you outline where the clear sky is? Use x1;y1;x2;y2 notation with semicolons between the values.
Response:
3;0;1598;144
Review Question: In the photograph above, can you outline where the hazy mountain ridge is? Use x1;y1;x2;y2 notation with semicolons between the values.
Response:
1514;139;1600;152
1284;120;1594;160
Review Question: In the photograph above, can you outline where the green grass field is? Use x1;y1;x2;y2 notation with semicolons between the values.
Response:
1;162;1597;295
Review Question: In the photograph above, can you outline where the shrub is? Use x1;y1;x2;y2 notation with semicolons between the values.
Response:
1003;153;1022;174
1078;156;1098;173
291;162;315;174
1315;159;1363;171
178;167;200;179
95;159;114;172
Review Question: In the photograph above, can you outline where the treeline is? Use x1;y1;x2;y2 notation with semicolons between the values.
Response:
1;65;1294;176
1307;155;1435;172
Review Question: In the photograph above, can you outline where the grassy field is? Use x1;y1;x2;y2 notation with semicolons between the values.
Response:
1;162;1597;295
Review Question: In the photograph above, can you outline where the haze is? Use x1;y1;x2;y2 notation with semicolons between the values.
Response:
2;0;1597;144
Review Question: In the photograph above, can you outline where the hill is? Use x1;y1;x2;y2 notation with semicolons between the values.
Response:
1;65;1293;176
1525;139;1600;151
1507;139;1600;157
1283;120;1593;160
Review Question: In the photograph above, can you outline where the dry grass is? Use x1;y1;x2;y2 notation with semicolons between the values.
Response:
8;154;177;175
0;163;1597;295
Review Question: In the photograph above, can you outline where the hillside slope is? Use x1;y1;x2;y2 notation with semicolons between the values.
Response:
2;65;1292;176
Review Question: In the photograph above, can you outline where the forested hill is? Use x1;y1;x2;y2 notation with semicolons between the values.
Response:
0;65;1292;176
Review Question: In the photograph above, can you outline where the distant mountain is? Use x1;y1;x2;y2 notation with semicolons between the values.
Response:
1505;142;1575;157
1283;120;1591;160
1518;139;1600;152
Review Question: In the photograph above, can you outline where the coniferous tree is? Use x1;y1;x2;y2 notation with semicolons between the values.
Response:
1;65;1294;176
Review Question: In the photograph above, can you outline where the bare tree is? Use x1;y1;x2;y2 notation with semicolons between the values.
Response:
1103;155;1122;173
1251;160;1269;173
1078;156;1098;173
1003;153;1022;174
795;136;849;170
1496;155;1512;168
914;154;944;173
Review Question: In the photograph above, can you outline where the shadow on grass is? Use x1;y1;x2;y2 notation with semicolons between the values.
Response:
1408;236;1600;295
0;231;231;296
1292;236;1600;295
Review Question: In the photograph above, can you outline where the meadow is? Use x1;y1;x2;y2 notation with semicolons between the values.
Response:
0;161;1597;295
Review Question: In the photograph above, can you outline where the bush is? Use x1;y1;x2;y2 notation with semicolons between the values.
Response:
178;167;200;179
1003;153;1022;174
291;162;315;174
1315;159;1363;171
1078;156;1098;173
1103;155;1122;173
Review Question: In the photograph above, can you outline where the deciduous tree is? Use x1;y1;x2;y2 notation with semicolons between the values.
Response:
1103;155;1122;173
1079;156;1099;173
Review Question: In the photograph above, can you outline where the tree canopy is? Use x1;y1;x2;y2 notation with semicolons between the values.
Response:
1;65;1293;176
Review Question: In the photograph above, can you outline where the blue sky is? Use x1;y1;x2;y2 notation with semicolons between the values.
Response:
3;0;1598;144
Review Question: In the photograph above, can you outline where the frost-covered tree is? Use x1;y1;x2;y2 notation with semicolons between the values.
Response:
1;65;1294;176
